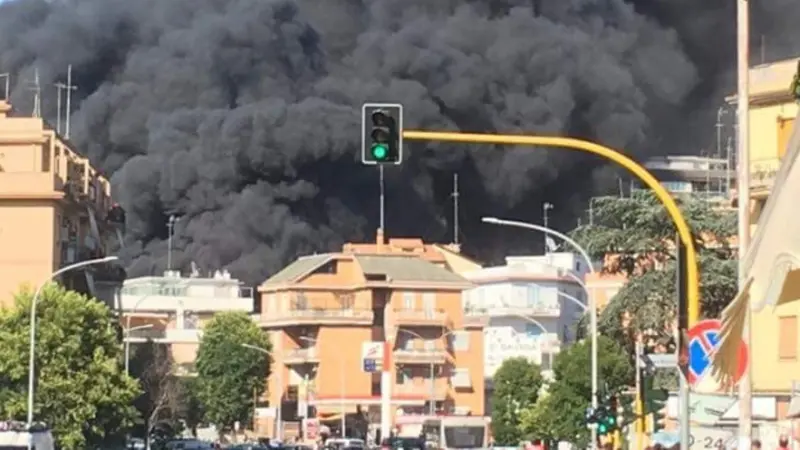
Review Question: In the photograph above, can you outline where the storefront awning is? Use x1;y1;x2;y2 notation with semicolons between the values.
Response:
712;110;800;385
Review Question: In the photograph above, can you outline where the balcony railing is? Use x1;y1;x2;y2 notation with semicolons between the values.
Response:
395;381;448;400
125;328;166;340
256;308;374;328
393;308;450;327
284;347;320;365
465;304;560;318
750;158;781;193
393;346;448;364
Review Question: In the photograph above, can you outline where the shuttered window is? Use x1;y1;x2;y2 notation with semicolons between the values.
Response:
778;315;798;360
778;117;795;159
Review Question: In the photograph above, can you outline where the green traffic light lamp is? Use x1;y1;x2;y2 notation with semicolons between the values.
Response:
371;143;389;160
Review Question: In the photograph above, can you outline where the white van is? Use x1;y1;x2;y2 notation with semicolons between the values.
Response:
0;421;55;450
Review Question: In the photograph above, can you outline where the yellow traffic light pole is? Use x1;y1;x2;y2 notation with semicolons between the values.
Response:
402;130;700;324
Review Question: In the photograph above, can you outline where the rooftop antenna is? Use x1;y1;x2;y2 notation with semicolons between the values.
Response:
167;215;179;271
63;65;77;138
54;82;65;134
27;68;41;118
0;73;9;101
451;173;460;245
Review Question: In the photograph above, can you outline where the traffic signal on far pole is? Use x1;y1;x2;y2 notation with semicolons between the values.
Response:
362;103;403;165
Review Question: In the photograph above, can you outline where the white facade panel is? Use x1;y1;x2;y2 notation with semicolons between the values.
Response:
462;253;588;379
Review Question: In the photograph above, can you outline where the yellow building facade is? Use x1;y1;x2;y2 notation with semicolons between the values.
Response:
728;59;799;397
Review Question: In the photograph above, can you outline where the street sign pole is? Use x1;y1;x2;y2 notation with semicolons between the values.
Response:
677;235;691;450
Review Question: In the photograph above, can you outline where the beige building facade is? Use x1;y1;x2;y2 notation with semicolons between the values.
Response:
0;100;122;306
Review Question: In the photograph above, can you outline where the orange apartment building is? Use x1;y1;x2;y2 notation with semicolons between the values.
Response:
0;100;123;306
253;231;485;437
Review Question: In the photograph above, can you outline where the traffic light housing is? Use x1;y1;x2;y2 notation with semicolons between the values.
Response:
362;103;403;165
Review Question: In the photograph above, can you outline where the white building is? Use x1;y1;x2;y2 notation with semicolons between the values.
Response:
117;269;254;374
461;253;589;398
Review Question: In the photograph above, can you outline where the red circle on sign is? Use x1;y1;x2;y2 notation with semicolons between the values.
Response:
685;319;748;388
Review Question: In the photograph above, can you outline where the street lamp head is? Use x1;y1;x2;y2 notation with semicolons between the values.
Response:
481;216;499;224
101;256;119;263
299;336;316;343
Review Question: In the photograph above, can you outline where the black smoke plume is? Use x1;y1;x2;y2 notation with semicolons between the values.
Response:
0;0;798;284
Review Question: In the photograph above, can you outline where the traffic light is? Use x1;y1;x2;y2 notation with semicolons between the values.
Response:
362;103;403;165
586;405;617;436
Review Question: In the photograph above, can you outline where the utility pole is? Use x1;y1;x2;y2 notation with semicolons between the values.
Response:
379;166;385;231
28;68;41;118
64;65;77;138
0;73;9;101
452;174;460;245
54;82;65;134
542;202;554;251
635;341;644;450
736;1;752;449
167;215;178;271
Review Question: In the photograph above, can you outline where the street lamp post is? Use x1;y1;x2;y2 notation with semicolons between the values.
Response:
299;336;347;435
26;256;119;433
124;324;155;374
482;216;599;449
241;343;280;439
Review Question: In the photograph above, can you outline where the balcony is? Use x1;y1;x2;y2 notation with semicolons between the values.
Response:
395;381;449;400
394;346;449;365
118;284;254;313
393;308;451;327
256;308;374;328
465;303;560;318
283;347;320;365
750;158;781;198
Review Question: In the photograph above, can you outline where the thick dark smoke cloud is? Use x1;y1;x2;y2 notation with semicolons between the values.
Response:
0;0;798;284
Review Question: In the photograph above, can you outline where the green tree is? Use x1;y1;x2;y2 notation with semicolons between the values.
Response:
571;191;737;348
491;357;544;445
195;311;271;433
520;336;632;446
0;284;140;449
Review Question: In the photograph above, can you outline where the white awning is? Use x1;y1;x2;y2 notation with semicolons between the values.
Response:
712;110;800;385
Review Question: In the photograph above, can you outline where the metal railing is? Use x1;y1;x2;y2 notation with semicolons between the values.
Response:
284;347;318;360
750;158;781;190
269;308;373;319
394;308;447;321
464;304;560;317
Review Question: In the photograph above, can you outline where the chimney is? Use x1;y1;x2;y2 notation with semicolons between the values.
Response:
0;101;10;118
376;228;385;252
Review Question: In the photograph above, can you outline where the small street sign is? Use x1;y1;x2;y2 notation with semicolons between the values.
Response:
363;359;377;372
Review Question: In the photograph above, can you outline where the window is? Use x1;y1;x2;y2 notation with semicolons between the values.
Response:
779;315;798;360
527;286;539;307
450;368;471;388
424;340;436;351
422;293;435;311
396;369;411;385
403;292;415;310
450;331;469;351
778;117;795;159
525;324;542;338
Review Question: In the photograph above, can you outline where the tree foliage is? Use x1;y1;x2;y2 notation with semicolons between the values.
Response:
0;284;140;449
129;341;183;444
491;358;544;445
571;191;737;347
520;336;632;446
195;311;271;432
